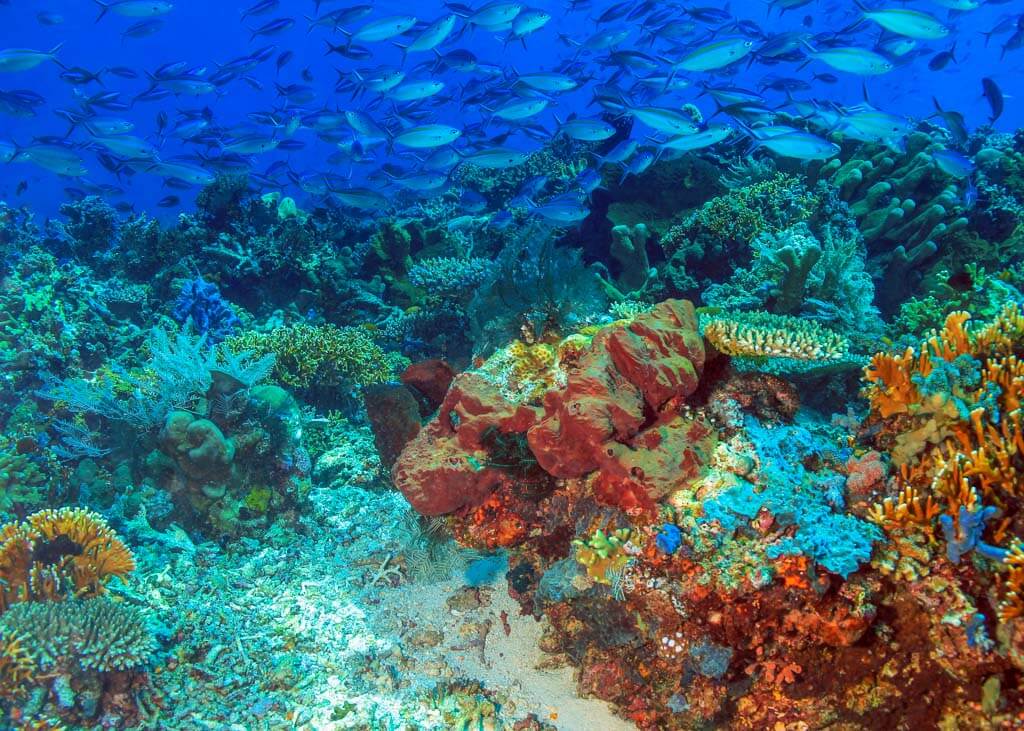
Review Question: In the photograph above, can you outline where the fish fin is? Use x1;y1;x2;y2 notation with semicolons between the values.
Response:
392;42;409;66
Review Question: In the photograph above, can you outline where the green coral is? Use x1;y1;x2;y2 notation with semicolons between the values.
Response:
703;222;883;346
224;324;406;391
0;440;50;517
659;174;819;297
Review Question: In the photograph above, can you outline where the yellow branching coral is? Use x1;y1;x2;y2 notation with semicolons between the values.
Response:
867;481;941;533
0;632;34;699
225;323;404;390
864;304;1024;624
1000;542;1024;622
701;311;848;361
573;528;633;585
0;508;134;612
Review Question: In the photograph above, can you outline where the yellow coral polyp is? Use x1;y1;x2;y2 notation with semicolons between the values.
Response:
573;528;632;585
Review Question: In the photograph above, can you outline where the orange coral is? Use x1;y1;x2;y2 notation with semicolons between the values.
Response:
867;481;941;533
0;632;33;699
0;508;135;612
864;304;1024;625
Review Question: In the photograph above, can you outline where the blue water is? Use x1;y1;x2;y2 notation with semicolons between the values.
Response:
0;0;1020;219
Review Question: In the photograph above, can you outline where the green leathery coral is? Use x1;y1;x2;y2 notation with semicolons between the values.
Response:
573;528;633;585
224;323;405;391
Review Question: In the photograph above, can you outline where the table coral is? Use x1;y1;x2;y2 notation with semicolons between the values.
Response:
701;310;849;361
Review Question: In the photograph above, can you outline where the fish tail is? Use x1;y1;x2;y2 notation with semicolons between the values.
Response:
93;0;109;22
392;42;408;66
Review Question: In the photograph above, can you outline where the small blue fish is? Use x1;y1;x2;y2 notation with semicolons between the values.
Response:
932;149;975;179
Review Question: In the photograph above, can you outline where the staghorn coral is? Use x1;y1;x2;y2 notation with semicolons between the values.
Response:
0;597;154;724
0;509;151;724
407;257;495;305
0;597;153;674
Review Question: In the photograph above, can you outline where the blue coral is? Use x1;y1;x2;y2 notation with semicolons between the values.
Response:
939;504;1009;564
701;417;882;579
656;524;683;555
172;277;240;343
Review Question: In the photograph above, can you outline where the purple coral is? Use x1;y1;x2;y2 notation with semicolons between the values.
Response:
172;277;240;343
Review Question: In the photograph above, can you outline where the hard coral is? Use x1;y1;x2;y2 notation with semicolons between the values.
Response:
865;303;1024;629
701;311;849;361
0;508;134;611
225;323;402;392
0;597;153;674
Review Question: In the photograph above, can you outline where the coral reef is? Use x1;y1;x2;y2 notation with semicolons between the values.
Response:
1;82;1022;731
0;509;154;727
